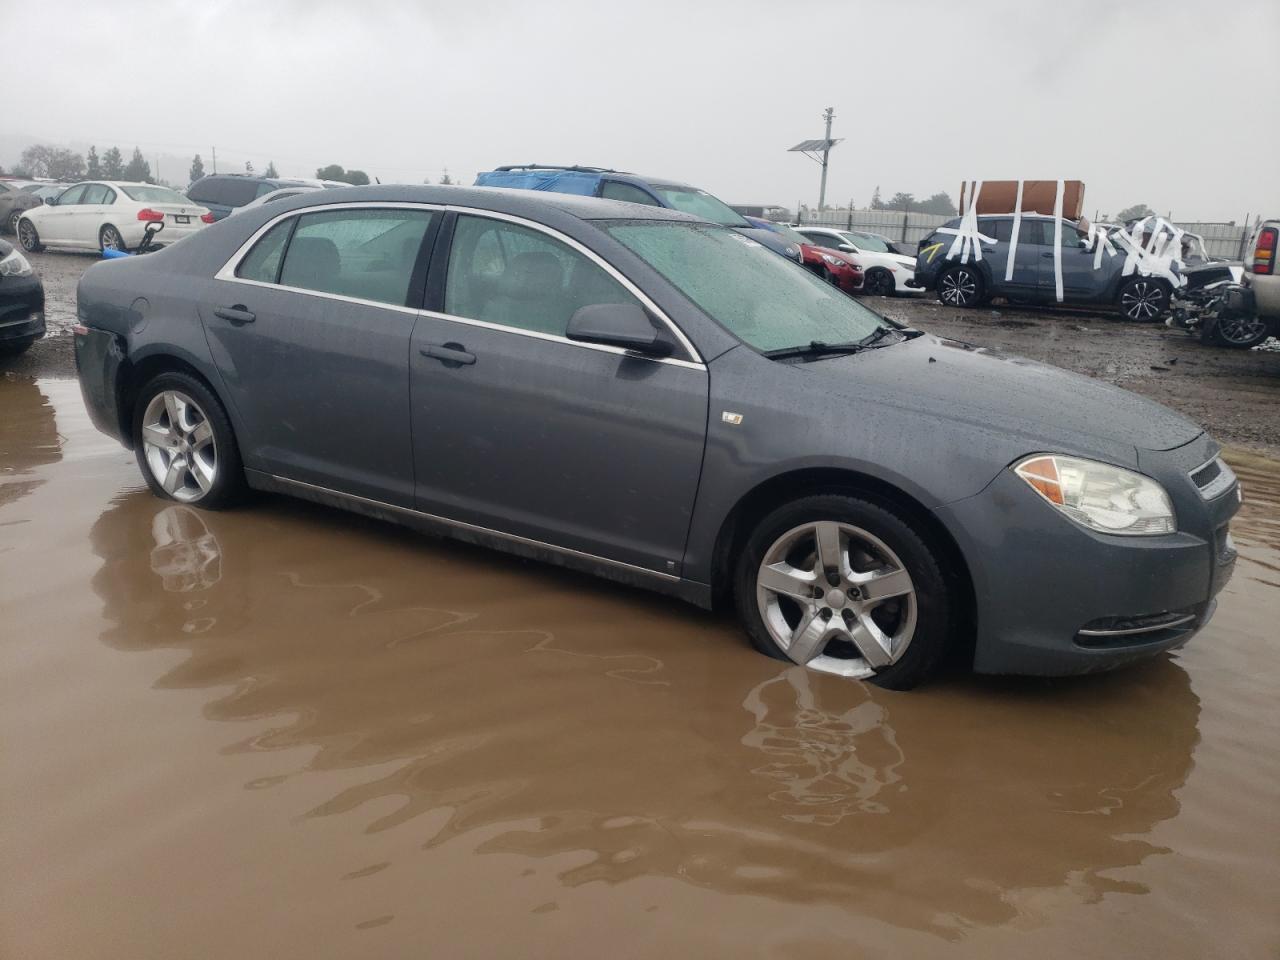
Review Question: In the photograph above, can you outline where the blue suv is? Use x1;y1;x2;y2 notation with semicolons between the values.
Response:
914;214;1176;320
474;165;801;263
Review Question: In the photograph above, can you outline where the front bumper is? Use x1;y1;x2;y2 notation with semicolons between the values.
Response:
0;274;45;345
937;438;1240;676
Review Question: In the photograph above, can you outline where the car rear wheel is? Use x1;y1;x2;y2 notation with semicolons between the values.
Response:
734;494;954;690
133;372;245;509
1117;278;1169;321
865;268;896;296
4;209;20;235
938;265;983;307
100;224;127;254
17;218;42;252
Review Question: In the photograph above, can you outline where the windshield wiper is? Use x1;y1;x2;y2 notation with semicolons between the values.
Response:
855;325;899;349
762;340;870;361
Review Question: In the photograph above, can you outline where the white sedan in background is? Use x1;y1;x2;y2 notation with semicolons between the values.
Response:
17;181;212;254
794;226;921;296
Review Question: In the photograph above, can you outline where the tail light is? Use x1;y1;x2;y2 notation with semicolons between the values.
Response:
200;212;215;224
1252;227;1276;276
137;208;164;222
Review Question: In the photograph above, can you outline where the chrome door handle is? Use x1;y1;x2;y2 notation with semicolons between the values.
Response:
420;342;476;367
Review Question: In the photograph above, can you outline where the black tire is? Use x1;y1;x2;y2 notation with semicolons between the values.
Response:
1211;314;1272;349
733;494;955;690
17;218;42;252
1117;277;1169;321
866;268;896;297
0;339;35;357
132;371;246;510
4;209;20;235
99;224;128;254
937;264;984;308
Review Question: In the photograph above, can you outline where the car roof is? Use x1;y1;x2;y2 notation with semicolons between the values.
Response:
482;165;696;192
279;183;706;224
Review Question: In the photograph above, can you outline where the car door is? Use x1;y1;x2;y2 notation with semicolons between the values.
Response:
203;205;440;506
74;183;111;245
1037;219;1100;302
39;183;87;243
991;217;1044;294
409;212;709;575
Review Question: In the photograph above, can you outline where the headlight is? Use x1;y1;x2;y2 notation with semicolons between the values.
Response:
821;254;847;267
1014;454;1175;535
0;247;32;278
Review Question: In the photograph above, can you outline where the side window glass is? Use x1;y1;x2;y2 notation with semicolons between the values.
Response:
255;182;278;199
816;234;844;250
102;188;117;205
187;180;215;204
445;215;640;336
277;208;435;306
81;184;109;205
990;219;1012;243
600;181;661;207
57;185;87;205
235;219;294;283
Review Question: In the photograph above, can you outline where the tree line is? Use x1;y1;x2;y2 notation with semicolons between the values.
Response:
2;144;155;183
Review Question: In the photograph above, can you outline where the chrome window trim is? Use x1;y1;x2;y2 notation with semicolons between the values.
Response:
269;473;680;583
213;200;705;368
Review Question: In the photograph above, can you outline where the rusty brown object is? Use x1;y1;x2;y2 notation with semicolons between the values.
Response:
959;180;1086;220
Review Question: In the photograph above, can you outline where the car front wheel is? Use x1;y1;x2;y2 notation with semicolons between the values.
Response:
734;494;954;689
938;265;984;307
865;268;896;296
17;218;42;252
133;372;245;509
1117;278;1169;321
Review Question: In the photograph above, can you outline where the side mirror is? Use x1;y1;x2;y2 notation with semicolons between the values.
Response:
44;196;56;205
566;303;673;358
838;244;857;253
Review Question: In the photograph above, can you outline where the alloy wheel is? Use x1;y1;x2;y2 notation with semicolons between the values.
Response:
141;390;218;503
1121;280;1163;320
101;227;124;252
869;270;895;296
5;210;19;234
756;521;917;679
1216;315;1269;346
940;269;977;306
17;219;37;251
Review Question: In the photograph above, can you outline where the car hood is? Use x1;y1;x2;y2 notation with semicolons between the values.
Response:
803;334;1202;458
889;252;916;269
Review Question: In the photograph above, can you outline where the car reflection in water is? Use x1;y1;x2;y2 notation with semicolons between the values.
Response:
0;377;61;510
88;489;1200;939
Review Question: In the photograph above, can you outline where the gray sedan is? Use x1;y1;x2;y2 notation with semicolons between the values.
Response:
73;186;1240;687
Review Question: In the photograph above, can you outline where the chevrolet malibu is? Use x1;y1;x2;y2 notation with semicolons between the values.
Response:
73;186;1240;688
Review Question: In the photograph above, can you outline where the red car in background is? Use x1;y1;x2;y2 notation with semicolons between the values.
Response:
745;216;863;293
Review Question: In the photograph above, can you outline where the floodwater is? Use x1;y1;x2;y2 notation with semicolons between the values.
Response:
2;376;1278;960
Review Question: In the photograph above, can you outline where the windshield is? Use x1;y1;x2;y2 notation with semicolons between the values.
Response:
649;185;750;227
844;231;892;253
607;221;888;352
119;184;190;204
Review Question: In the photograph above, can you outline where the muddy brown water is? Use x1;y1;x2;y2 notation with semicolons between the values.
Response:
2;377;1278;959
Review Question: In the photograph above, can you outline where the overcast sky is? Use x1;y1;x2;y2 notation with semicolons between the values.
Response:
8;0;1278;221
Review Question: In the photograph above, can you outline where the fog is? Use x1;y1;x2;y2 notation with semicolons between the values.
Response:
7;0;1278;221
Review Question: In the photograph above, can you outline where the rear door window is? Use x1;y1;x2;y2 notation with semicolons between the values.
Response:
276;208;436;307
187;179;218;204
81;184;110;205
235;219;294;283
444;215;640;336
222;179;263;207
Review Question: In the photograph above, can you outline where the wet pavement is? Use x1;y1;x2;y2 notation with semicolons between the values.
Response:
3;377;1279;959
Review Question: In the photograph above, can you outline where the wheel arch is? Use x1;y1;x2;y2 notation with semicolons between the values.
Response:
708;466;977;665
114;351;224;449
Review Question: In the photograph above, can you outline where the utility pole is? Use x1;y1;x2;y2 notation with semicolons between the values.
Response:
818;107;834;211
787;109;842;214
212;147;217;175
